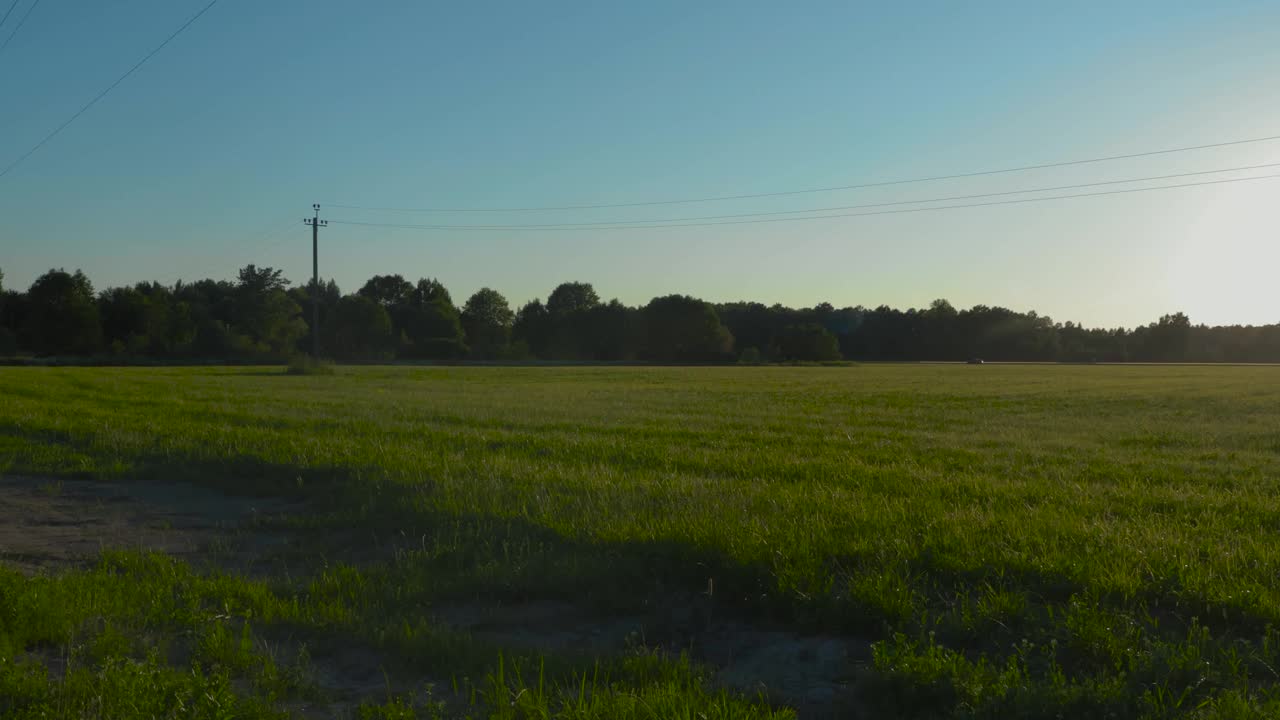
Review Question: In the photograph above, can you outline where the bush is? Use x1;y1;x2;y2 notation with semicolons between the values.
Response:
737;347;763;364
285;355;335;375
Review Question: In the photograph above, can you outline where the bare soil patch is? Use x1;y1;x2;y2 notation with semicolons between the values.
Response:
0;475;295;573
435;599;870;717
1;475;866;716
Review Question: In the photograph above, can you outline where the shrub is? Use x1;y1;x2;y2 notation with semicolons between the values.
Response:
285;355;335;375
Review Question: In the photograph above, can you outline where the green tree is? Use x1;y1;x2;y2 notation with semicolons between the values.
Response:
248;293;306;358
326;295;396;361
99;286;153;355
413;278;452;306
546;281;600;316
0;268;14;355
140;282;196;356
354;275;464;358
461;287;514;359
923;298;961;360
538;282;604;359
236;265;289;295
774;323;842;361
393;278;464;359
98;283;196;357
291;278;342;355
642;295;733;362
513;299;551;358
585;299;641;361
1144;312;1192;362
176;278;252;358
234;265;305;359
716;301;777;359
399;299;466;359
25;269;102;355
358;275;414;309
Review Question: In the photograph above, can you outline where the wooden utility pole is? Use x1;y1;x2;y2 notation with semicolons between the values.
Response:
303;204;327;357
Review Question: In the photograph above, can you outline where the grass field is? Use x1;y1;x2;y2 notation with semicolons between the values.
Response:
2;365;1279;718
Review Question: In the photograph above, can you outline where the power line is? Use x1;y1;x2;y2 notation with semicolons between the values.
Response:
261;219;303;249
235;216;302;250
0;0;219;182
329;133;1280;213
0;0;20;32
328;172;1280;232
170;216;301;283
0;0;42;57
334;162;1280;230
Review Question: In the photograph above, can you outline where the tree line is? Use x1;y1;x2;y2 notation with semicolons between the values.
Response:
2;266;1278;363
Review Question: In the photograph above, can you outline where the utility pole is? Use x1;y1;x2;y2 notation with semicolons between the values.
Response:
303;204;327;358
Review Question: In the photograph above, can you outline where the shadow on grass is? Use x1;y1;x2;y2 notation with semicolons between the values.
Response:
5;422;1278;686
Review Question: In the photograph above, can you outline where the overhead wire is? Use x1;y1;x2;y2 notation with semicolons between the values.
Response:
0;0;219;181
335;162;1280;229
0;0;20;32
327;133;1280;213
327;172;1280;232
0;0;42;57
257;218;304;249
170;216;301;283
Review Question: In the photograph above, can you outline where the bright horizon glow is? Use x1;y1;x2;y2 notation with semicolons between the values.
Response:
2;1;1279;328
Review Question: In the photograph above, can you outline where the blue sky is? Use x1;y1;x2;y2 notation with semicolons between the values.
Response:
2;0;1279;327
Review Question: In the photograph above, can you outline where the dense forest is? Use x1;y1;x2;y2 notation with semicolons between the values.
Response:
2;266;1278;364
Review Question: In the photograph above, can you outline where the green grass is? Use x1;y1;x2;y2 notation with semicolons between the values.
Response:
2;365;1280;717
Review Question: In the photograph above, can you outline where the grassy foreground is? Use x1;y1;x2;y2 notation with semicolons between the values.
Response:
2;365;1280;718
